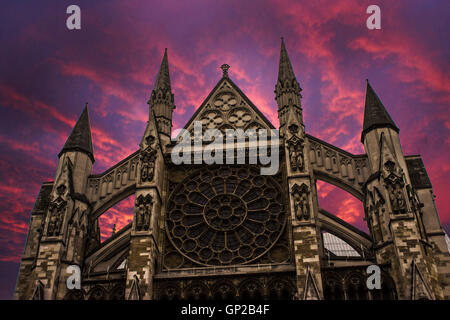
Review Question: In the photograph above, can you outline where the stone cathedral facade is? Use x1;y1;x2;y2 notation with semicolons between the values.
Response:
14;40;450;300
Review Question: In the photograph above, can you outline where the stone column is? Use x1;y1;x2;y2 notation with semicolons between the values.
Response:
285;123;323;300
125;131;165;300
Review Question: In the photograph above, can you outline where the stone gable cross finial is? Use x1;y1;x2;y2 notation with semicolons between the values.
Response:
221;64;230;77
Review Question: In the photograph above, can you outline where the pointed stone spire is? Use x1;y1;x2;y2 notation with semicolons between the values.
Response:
286;103;302;132
278;37;297;84
59;103;94;162
361;80;399;142
275;38;302;133
148;49;175;144
153;48;171;93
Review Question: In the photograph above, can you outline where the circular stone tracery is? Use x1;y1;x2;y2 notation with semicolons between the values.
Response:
166;165;286;266
204;194;247;231
213;92;237;111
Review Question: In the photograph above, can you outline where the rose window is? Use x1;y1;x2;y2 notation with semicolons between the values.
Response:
166;165;286;265
213;93;237;111
228;108;252;128
204;194;246;231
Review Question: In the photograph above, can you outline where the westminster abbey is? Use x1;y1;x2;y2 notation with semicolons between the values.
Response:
14;39;450;300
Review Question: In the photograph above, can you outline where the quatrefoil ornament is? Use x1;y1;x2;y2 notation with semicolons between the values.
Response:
200;111;224;129
213;93;237;111
228;108;252;128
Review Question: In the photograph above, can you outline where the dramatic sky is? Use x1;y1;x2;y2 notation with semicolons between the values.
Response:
0;0;448;299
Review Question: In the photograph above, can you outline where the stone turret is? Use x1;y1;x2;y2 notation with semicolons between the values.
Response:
361;81;444;299
15;105;97;299
277;38;323;300
125;99;166;299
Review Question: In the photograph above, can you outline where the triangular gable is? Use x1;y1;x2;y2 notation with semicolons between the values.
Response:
378;132;399;174
411;260;434;300
140;109;164;154
127;275;141;300
303;266;321;300
182;76;275;137
53;157;74;199
31;280;44;300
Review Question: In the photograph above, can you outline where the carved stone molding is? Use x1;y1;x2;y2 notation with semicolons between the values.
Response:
213;92;237;112
200;110;224;129
228;107;252;128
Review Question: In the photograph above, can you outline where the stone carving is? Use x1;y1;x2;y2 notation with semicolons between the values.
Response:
383;160;407;214
309;140;319;152
200;110;224;129
355;158;367;169
88;286;107;300
228;108;252;128
160;285;179;300
46;184;68;237
291;183;310;221
239;280;263;299
215;282;235;299
388;183;407;214
64;289;85;300
186;282;208;300
245;121;264;131
135;194;153;231
243;122;264;140
220;64;230;77
140;135;156;183
89;178;100;195
288;123;299;135
288;136;305;172
213;92;237;111
340;156;351;166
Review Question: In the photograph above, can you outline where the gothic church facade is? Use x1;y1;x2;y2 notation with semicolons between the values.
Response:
15;40;450;300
